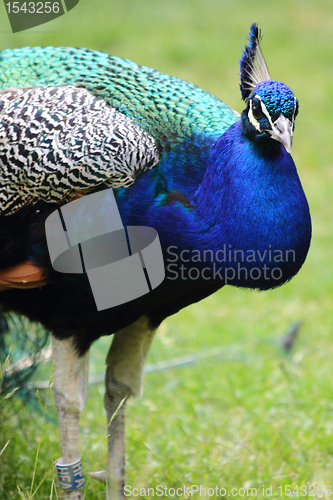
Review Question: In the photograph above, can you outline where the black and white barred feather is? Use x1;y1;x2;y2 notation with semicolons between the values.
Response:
0;86;160;215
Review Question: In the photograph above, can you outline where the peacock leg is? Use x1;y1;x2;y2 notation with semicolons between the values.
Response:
52;335;89;500
104;317;156;499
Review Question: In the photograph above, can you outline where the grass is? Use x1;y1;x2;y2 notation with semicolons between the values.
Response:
1;0;333;498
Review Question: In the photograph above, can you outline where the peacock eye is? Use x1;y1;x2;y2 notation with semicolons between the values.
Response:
294;99;299;118
252;98;264;120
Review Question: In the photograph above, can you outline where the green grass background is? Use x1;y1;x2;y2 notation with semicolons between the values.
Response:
1;0;333;498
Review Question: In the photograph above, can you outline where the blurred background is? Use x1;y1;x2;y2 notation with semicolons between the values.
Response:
0;0;333;498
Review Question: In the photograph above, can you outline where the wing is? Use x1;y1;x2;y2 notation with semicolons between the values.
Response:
0;47;240;204
0;86;159;215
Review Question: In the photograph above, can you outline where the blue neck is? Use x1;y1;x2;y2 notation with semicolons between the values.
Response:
147;121;311;289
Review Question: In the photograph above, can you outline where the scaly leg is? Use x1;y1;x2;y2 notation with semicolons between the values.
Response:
52;335;89;500
104;317;156;499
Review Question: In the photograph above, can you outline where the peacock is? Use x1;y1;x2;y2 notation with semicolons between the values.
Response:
0;24;311;499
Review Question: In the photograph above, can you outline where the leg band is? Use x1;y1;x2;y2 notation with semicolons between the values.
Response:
56;457;85;490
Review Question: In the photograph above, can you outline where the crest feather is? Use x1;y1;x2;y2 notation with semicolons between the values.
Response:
239;24;271;101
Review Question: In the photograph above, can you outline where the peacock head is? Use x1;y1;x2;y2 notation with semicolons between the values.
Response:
244;80;298;153
239;24;298;153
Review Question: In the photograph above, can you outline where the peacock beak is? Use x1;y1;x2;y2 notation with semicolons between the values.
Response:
269;114;293;153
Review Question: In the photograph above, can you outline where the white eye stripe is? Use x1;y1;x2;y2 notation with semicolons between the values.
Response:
248;95;274;132
248;101;261;131
258;98;275;129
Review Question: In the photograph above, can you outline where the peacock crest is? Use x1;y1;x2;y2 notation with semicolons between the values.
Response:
239;23;271;101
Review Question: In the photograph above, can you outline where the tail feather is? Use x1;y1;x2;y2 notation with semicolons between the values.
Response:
0;312;50;405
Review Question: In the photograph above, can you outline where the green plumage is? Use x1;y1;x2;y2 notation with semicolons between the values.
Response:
0;47;238;150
